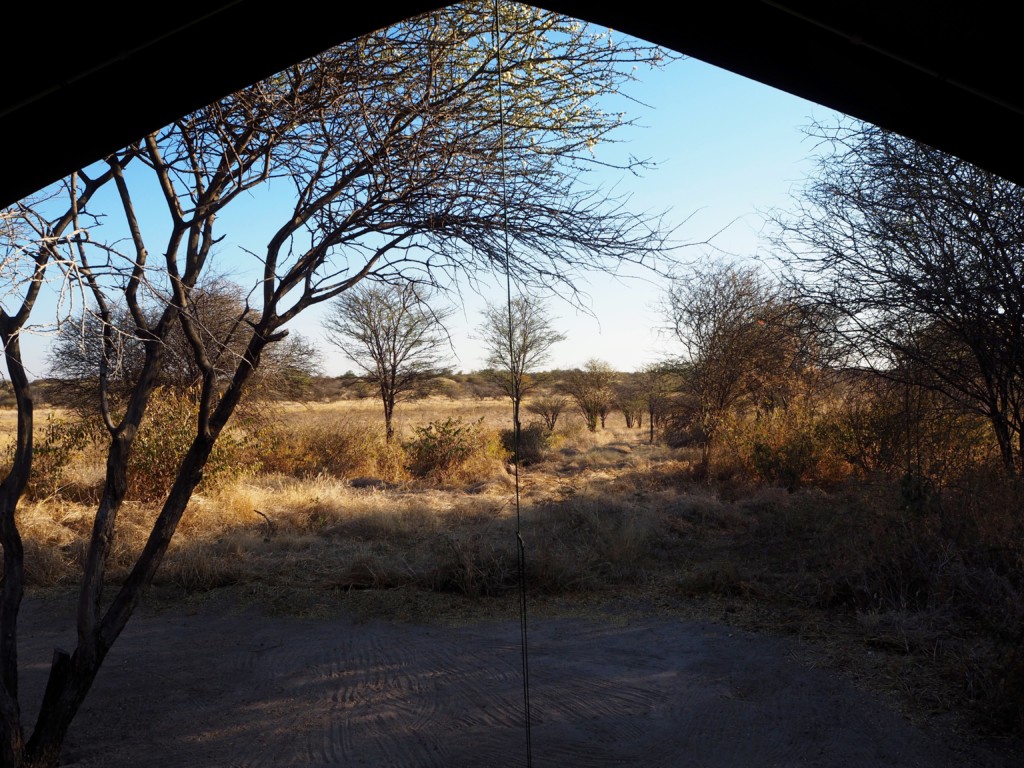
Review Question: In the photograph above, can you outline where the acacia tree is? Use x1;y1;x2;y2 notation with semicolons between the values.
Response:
1;182;120;765
616;376;646;429
47;280;322;410
324;282;452;441
478;295;566;432
664;260;806;468
0;4;674;765
774;119;1024;477
636;362;678;443
525;394;567;431
564;358;616;431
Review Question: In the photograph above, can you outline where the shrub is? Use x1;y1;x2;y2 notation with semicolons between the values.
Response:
11;414;101;500
500;422;549;465
749;434;817;491
825;382;997;487
127;388;263;501
257;419;403;482
720;400;850;490
405;417;503;484
406;417;481;479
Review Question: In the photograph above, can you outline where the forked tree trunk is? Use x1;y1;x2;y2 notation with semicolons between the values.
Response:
23;435;215;766
19;334;268;767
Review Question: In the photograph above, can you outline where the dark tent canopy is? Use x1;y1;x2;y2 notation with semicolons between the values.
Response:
2;1;1020;207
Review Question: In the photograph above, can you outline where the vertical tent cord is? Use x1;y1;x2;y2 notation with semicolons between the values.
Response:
491;3;533;765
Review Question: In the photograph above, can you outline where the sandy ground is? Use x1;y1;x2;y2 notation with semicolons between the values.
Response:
15;595;1020;768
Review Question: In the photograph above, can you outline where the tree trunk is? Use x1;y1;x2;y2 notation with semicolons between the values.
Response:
699;440;713;478
0;324;31;767
22;332;266;766
23;432;217;766
384;397;395;443
989;413;1017;479
22;650;97;767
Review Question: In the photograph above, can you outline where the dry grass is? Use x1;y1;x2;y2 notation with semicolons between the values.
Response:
4;395;1024;745
275;395;514;436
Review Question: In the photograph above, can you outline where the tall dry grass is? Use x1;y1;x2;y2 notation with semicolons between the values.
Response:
3;393;1024;739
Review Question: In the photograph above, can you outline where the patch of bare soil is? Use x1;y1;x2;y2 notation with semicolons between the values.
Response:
17;591;1020;768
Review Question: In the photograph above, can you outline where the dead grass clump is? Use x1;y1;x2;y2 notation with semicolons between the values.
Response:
159;537;249;590
674;561;755;598
258;420;407;483
332;557;414;590
659;490;752;538
152;479;524;596
17;502;80;585
547;415;629;455
601;453;699;494
426;533;518;597
525;495;658;593
208;475;426;542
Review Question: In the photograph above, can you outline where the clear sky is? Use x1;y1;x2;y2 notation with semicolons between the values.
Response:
10;30;840;380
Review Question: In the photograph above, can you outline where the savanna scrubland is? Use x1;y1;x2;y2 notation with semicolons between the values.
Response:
5;369;1023;748
2;5;1022;763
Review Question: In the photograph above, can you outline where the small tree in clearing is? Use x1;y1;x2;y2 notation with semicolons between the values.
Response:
565;358;617;431
526;395;568;432
637;362;678;443
324;283;452;442
616;376;646;429
664;260;809;469
478;295;566;432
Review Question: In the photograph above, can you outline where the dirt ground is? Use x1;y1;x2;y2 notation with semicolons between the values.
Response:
15;592;1021;768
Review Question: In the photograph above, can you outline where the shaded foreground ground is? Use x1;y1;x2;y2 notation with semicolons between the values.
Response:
17;592;1020;768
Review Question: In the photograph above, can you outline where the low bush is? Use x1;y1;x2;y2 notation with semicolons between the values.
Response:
718;402;850;491
257;419;406;483
13;414;101;500
128;388;264;501
405;417;502;484
407;417;479;479
426;534;518;597
500;422;549;465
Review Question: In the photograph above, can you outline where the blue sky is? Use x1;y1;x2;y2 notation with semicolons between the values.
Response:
426;53;838;375
11;39;839;380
